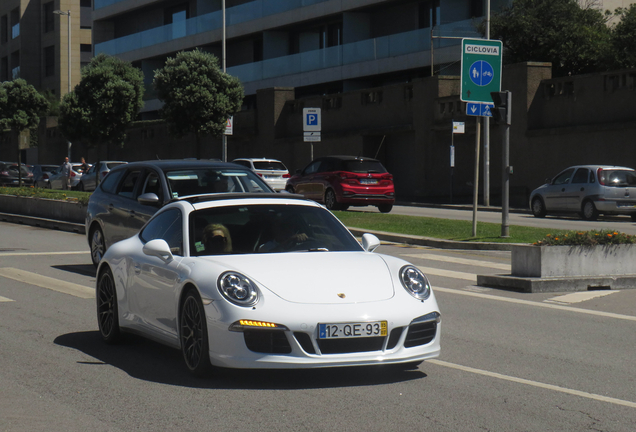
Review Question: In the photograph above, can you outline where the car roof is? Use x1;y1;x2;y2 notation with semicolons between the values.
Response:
316;155;381;162
110;159;246;171
175;192;305;205
233;158;283;162
565;165;635;171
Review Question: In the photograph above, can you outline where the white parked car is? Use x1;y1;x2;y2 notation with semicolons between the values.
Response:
47;163;87;190
96;194;441;376
232;158;290;191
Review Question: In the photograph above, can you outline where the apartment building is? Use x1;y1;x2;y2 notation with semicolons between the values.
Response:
93;0;509;119
0;1;93;98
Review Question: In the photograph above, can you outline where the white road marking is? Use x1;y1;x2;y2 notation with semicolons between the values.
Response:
404;253;510;270
545;290;618;304
417;266;477;281
0;268;94;299
433;286;636;322
0;251;89;257
428;359;636;409
0;295;14;302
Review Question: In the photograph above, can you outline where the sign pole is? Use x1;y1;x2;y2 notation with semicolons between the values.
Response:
472;118;480;237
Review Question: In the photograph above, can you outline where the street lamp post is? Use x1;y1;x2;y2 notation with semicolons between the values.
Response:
54;9;72;160
222;0;227;162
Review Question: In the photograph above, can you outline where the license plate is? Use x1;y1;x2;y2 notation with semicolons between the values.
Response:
318;321;387;339
360;179;378;185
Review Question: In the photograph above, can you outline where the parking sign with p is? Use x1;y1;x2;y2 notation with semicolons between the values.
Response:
303;108;321;132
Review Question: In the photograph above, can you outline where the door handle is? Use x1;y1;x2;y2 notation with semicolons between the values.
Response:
128;210;136;218
134;264;141;275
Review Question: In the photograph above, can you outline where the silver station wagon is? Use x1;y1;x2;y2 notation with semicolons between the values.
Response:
529;165;636;221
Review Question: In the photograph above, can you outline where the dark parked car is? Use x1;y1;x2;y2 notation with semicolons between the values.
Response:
285;156;395;212
85;160;274;266
0;163;35;187
32;164;60;188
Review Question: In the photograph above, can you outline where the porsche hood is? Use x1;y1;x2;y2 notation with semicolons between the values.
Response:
201;252;395;304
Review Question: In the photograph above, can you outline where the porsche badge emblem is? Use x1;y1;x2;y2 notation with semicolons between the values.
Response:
337;293;346;298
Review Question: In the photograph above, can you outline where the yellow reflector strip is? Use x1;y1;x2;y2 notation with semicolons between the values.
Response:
239;320;278;328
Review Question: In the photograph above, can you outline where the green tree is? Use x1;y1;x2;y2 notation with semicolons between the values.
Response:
0;79;50;186
153;49;244;159
611;5;636;69
58;53;144;153
485;0;613;77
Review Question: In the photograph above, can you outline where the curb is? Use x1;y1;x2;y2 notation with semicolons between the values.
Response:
0;212;85;235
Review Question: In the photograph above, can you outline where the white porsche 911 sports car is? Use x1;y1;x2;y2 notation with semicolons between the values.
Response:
96;193;441;375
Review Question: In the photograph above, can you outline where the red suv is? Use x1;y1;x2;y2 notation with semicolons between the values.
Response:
286;156;395;212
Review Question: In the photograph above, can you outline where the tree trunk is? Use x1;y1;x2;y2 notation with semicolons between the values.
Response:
17;147;23;187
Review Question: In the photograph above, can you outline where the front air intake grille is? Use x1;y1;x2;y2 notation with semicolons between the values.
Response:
293;332;316;354
318;336;385;354
244;330;292;354
386;327;404;350
404;321;437;348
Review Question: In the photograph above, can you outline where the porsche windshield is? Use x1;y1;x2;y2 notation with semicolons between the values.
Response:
190;204;363;255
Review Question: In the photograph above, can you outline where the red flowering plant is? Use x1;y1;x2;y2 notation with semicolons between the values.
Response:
534;230;636;246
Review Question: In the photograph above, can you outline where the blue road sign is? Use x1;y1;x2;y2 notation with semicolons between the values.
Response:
466;102;494;117
469;60;495;87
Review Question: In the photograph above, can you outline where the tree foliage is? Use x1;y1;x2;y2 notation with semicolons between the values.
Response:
0;79;50;133
58;53;144;146
611;5;636;69
153;49;244;158
485;0;614;77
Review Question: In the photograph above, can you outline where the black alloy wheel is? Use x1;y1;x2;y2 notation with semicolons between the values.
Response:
96;267;121;344
90;226;106;268
180;290;213;376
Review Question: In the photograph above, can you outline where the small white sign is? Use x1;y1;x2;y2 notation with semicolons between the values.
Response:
303;108;321;132
224;116;233;135
452;121;465;134
304;131;321;142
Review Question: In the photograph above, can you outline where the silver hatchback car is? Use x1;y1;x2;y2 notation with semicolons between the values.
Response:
529;165;636;221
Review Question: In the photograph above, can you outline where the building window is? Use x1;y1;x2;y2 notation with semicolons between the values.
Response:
1;56;8;81
11;50;19;79
44;46;54;77
1;16;7;44
253;38;263;62
80;44;92;53
11;8;19;39
319;22;342;49
418;0;440;29
470;0;484;18
80;0;92;6
43;2;54;33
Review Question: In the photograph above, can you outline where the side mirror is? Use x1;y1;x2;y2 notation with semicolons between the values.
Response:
361;233;381;252
142;239;174;262
545;178;552;185
138;192;160;206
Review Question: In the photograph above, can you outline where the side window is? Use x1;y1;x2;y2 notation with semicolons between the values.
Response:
303;161;321;175
552;168;575;186
234;160;250;168
100;168;125;194
139;208;183;256
141;170;164;202
571;168;589;184
118;170;142;199
589;170;596;183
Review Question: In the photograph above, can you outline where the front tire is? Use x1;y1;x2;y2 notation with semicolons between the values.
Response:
531;197;547;218
96;267;121;344
90;226;106;268
180;290;213;376
581;200;599;221
378;204;393;213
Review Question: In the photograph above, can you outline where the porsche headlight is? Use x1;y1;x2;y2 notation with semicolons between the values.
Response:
218;272;259;306
399;265;431;300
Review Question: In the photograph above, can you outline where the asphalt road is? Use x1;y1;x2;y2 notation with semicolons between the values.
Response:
1;221;635;431
356;204;636;235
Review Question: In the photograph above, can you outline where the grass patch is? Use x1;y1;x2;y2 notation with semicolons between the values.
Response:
333;211;554;244
0;186;92;206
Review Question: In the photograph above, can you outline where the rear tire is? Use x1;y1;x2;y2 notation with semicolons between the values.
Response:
325;189;339;211
180;290;213;377
378;204;393;213
96;267;121;344
581;200;599;221
286;186;295;194
531;197;547;218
